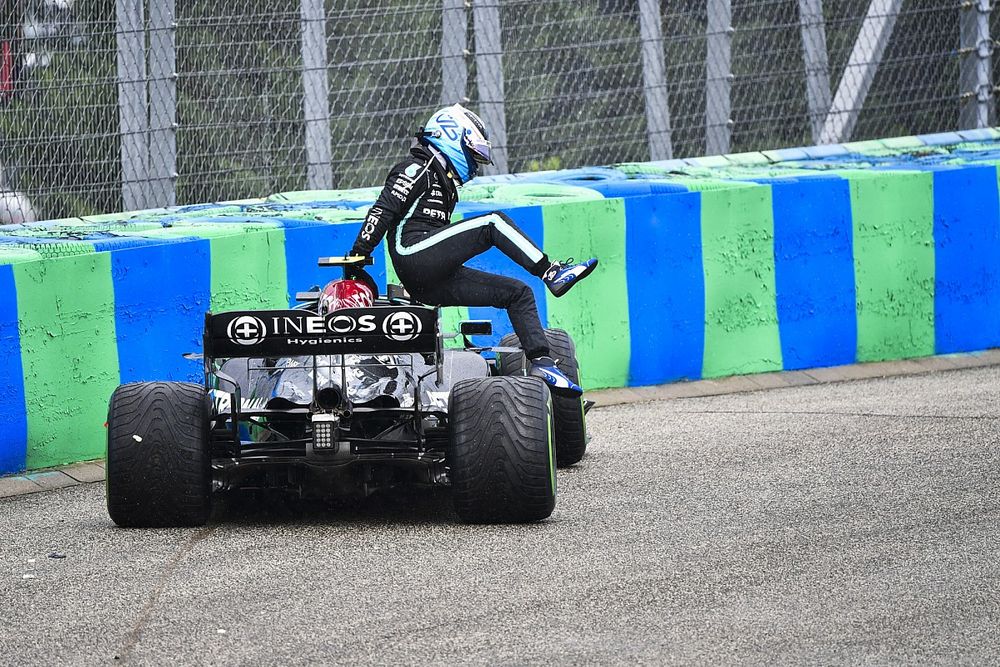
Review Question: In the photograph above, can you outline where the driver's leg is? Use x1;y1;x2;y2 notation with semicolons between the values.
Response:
408;266;549;359
406;266;584;397
393;211;550;279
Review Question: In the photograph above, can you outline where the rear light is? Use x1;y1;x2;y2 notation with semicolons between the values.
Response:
311;413;337;450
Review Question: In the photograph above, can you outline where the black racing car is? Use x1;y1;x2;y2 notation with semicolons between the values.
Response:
105;256;590;526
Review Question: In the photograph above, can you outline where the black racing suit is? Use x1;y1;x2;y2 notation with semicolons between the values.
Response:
350;143;552;359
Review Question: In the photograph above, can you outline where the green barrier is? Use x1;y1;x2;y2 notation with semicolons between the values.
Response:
210;227;289;312
217;198;269;206
724;151;773;166
2;242;95;259
461;182;604;205
700;184;783;377
13;252;120;469
81;209;171;223
145;206;246;220
0;247;44;265
0;221;163;237
879;136;927;150
685;155;732;168
543;198;630;389
666;177;761;191
614;163;674;177
118;221;279;239
847;171;935;362
282;208;369;223
267;188;384;203
842;139;892;155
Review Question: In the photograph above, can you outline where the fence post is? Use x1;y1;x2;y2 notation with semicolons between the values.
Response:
473;0;509;174
148;0;176;208
639;0;673;160
441;0;468;104
960;0;994;129
798;0;832;144
705;0;732;155
819;0;902;144
301;0;332;190
115;0;149;211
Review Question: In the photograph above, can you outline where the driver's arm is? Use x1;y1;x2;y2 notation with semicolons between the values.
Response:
349;157;433;257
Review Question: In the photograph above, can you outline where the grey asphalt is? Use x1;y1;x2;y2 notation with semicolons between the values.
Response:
2;366;999;666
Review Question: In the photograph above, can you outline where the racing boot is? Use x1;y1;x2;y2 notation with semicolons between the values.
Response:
530;356;583;398
542;258;598;298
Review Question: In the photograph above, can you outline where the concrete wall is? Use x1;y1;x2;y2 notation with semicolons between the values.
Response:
4;129;1000;474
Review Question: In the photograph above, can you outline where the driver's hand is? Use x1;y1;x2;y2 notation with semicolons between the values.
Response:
344;261;367;280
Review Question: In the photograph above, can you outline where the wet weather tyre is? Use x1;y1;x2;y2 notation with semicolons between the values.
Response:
497;329;588;467
448;376;556;523
106;381;212;527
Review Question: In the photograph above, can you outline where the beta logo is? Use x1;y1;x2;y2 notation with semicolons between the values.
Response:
227;315;267;346
383;311;423;342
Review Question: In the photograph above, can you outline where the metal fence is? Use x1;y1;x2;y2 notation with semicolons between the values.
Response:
0;0;993;221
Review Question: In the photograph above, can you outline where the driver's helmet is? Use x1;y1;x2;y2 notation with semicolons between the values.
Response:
318;278;374;316
420;103;492;184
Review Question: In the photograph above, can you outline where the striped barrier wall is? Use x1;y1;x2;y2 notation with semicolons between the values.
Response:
3;132;1000;475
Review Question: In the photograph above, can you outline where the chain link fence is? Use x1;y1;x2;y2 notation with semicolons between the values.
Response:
0;0;990;221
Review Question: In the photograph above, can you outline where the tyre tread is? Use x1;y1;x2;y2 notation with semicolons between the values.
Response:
449;376;555;523
497;329;587;466
106;381;211;527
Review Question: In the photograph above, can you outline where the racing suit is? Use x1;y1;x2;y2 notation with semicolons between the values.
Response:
350;143;552;359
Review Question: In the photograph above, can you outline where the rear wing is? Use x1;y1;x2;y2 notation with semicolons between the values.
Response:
204;306;438;358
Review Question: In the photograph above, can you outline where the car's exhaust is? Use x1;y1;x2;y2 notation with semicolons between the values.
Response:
315;384;344;411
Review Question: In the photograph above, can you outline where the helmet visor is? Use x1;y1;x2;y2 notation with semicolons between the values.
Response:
464;133;493;165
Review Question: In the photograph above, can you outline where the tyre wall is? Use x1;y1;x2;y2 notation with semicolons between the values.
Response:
4;128;1000;474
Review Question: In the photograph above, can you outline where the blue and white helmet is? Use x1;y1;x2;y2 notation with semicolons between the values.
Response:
420;104;492;184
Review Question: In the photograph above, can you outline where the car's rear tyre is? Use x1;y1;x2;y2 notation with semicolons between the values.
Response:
448;376;556;523
106;381;212;527
497;329;588;467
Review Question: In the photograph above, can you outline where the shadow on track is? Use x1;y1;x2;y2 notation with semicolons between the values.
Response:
210;487;461;527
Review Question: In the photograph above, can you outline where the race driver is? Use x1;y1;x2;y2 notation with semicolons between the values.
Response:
347;104;598;397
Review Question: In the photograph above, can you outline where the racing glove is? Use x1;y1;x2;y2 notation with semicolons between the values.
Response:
344;259;379;297
344;259;368;280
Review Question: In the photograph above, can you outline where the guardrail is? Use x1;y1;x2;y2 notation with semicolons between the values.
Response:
3;128;1000;475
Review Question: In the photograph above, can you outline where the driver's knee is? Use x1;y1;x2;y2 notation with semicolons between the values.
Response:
496;278;535;310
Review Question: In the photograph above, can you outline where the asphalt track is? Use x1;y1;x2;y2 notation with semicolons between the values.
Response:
2;366;999;665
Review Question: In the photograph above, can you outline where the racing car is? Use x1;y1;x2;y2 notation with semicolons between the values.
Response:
105;256;590;526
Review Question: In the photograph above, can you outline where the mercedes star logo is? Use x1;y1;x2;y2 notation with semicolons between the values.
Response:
382;311;422;342
227;315;267;346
